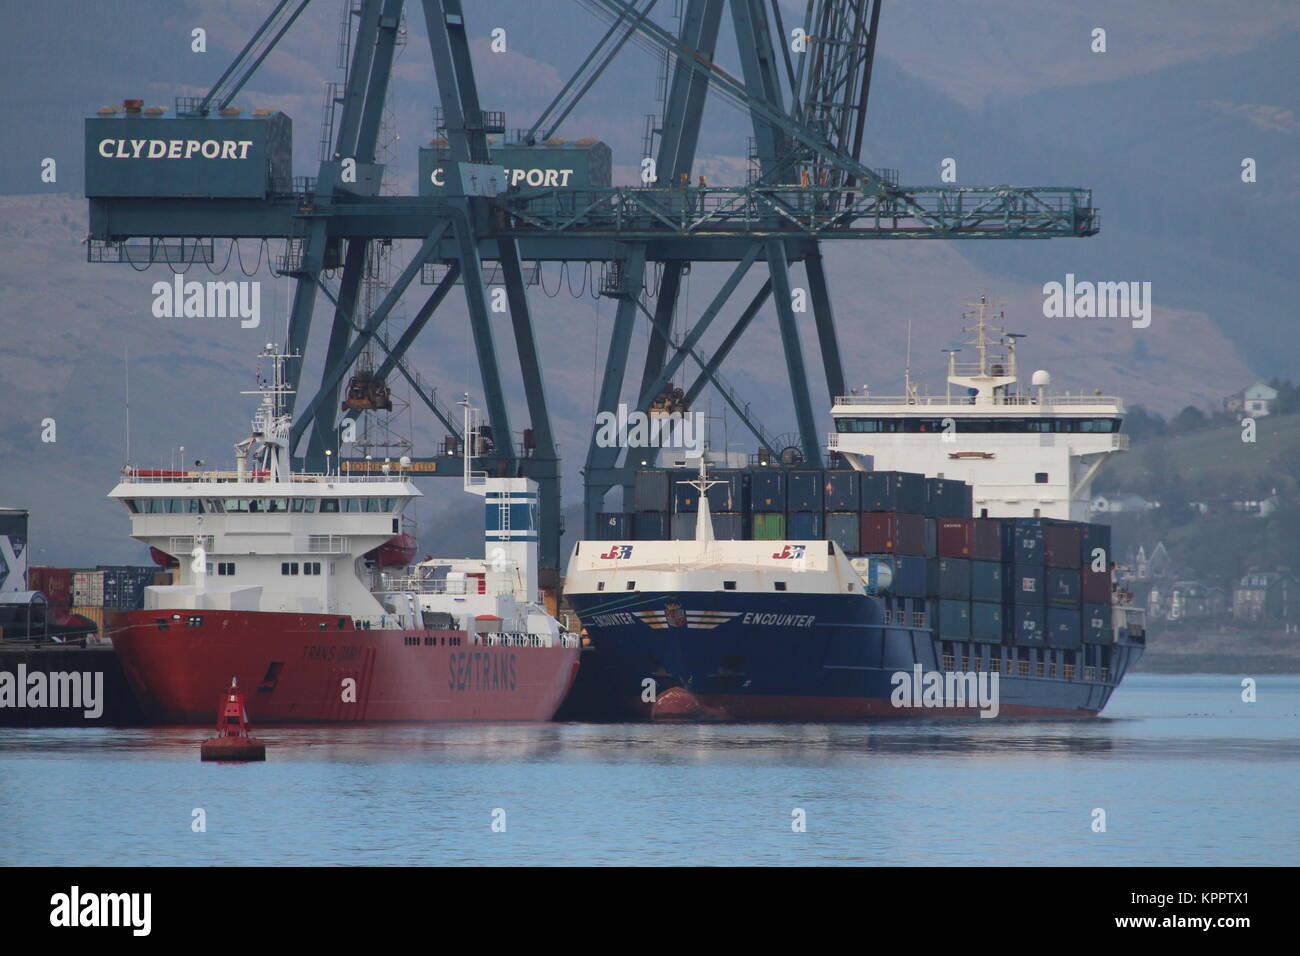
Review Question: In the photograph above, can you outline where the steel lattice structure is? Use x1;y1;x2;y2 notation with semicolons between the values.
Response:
85;0;1098;578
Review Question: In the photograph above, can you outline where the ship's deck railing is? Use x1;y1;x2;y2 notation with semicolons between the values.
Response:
828;432;1129;450
832;394;1124;408
467;631;580;649
119;470;412;485
382;576;475;595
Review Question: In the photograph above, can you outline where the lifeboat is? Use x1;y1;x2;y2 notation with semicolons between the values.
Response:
149;546;180;569
367;532;417;567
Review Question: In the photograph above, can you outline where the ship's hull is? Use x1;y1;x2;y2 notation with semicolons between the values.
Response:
568;590;1142;721
109;609;580;723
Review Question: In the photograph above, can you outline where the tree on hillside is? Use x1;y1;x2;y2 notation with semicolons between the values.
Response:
1123;405;1166;439
1170;405;1208;434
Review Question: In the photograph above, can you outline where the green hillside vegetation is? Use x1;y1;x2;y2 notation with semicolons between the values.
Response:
1097;399;1300;586
1099;408;1300;501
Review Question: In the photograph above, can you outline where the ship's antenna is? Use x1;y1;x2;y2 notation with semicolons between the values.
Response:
904;317;913;401
124;345;131;466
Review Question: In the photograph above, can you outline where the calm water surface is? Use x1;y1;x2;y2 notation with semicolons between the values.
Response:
2;674;1297;866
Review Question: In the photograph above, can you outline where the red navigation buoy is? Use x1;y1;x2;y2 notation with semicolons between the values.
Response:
200;679;266;761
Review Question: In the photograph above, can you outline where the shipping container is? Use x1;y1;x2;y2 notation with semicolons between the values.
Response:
27;567;72;607
673;469;746;512
671;513;697;541
1046;567;1081;606
1012;604;1045;645
1010;564;1045;605
1081;566;1112;604
152;572;173;587
971;518;1003;561
71;570;105;606
750;471;786;512
825;513;860;555
633;512;669;540
86;111;293;198
934;557;971;600
925;477;971;519
1044;522;1082;568
860;512;925;555
1082;603;1113;644
788;511;823;539
860;471;927;513
970;560;1004;603
712;513;746;541
1079;522;1113;570
786;471;824;512
634;470;671;512
822;470;860;511
752;513;787;540
923;517;938;557
596;512;632;540
99;566;158;610
1046;606;1082;650
970;601;1003;644
894;555;928;598
937;518;974;557
1012;519;1046;565
937;600;972;640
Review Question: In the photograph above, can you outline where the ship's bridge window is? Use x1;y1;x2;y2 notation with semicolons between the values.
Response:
290;498;319;513
342;498;362;513
364;497;383;513
223;498;248;513
320;498;340;513
264;498;289;513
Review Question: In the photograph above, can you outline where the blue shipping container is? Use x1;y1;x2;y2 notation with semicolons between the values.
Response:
1046;567;1081;606
633;512;669;540
788;511;823;539
751;471;786;512
1010;564;1045;605
971;601;1003;644
935;557;971;599
787;471;824;512
1013;604;1045;645
938;600;972;640
1046;606;1082;650
1079;522;1113;570
1082;603;1112;644
823;471;860;511
595;512;631;540
825;513;860;554
1013;519;1046;565
970;560;1004;603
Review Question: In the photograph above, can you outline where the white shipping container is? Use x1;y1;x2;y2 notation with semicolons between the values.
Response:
72;570;105;605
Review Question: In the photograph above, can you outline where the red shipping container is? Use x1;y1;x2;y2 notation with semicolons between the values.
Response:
937;518;974;557
27;566;72;607
860;513;926;555
971;519;1003;561
1045;523;1082;568
1081;567;1111;604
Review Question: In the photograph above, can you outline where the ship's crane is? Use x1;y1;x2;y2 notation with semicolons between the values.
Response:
83;0;1098;582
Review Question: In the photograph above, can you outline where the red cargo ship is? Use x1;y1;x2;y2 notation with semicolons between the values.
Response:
107;348;579;723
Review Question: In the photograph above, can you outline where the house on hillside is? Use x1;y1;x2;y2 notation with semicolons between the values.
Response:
1232;571;1297;622
1224;382;1279;417
1133;542;1174;582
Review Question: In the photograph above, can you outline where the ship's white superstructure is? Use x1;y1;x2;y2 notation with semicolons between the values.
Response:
828;296;1127;521
108;347;562;640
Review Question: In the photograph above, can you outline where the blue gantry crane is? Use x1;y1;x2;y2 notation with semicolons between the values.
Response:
84;0;1098;583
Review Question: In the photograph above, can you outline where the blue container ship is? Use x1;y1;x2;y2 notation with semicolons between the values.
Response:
565;302;1145;720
